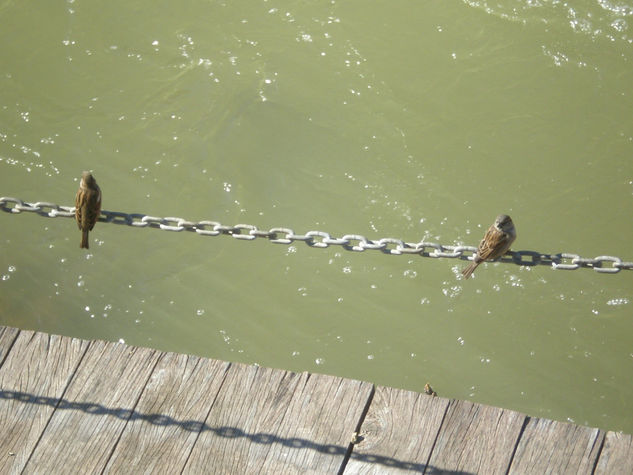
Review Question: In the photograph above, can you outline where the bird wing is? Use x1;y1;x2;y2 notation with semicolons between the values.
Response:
86;190;101;230
75;189;83;230
477;227;510;261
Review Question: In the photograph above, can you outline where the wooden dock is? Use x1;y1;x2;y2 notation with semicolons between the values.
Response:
1;325;631;474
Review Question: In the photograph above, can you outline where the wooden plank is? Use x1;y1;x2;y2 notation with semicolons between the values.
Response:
103;352;229;473
595;431;633;474
427;399;526;474
23;339;160;474
508;417;604;474
257;372;373;474
1;325;631;474
0;326;20;366
183;364;373;474
344;386;449;474
0;330;89;475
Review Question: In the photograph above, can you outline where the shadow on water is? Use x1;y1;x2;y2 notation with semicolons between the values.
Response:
0;389;472;474
98;209;630;271
1;197;627;273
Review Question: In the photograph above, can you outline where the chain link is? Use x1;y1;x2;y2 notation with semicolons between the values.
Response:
2;196;632;273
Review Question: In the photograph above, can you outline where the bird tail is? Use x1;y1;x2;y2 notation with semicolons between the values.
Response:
80;230;89;249
461;261;479;279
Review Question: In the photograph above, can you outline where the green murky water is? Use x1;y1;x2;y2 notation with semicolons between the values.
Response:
1;0;632;433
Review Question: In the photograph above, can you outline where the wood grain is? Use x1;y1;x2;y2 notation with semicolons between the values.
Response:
0;330;89;475
508;417;604;474
23;339;160;474
0;326;632;474
103;352;229;473
0;325;20;366
427;399;526;474
595;431;633;474
183;364;373;474
345;386;450;474
258;371;373;474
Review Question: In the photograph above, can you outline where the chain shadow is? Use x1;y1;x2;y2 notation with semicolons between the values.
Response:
478;251;564;268
0;389;471;474
0;198;628;272
450;250;628;273
98;209;624;271
98;210;616;271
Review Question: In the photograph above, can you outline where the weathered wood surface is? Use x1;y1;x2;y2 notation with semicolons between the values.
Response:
1;325;632;474
508;418;603;474
0;330;89;475
0;325;19;365
183;364;373;474
104;353;230;474
428;399;526;474
345;385;451;474
23;340;160;474
595;432;633;474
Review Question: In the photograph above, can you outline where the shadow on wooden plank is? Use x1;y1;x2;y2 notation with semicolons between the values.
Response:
104;352;230;473
344;385;464;474
508;417;603;474
0;385;453;473
428;399;526;474
0;330;89;474
182;363;374;473
23;340;160;473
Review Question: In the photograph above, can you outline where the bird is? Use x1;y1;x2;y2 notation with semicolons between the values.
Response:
462;214;516;279
424;382;437;397
75;171;102;249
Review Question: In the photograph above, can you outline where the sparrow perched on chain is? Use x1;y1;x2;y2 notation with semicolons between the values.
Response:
461;214;516;279
75;171;102;249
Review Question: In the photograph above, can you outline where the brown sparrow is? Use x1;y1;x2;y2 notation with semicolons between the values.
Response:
75;171;102;249
462;214;516;279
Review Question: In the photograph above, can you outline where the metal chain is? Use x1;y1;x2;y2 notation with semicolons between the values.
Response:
2;196;632;273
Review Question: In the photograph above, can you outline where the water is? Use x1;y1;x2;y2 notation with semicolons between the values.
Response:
1;0;632;433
